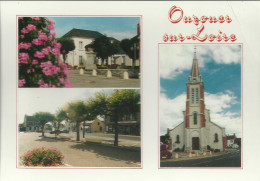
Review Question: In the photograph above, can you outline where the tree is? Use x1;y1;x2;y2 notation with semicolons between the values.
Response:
108;90;140;146
82;103;96;138
56;38;75;63
18;17;72;88
85;35;120;65
56;109;68;131
66;101;88;141
120;36;140;68
34;112;55;137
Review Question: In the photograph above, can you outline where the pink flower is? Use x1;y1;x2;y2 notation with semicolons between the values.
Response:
18;17;23;20
64;68;70;76
19;43;31;50
21;35;24;39
52;32;56;39
21;28;29;34
62;50;66;54
19;53;29;64
38;32;48;41
26;24;36;31
34;51;45;59
51;47;60;56
32;59;39;65
32;17;41;20
47;24;55;30
27;69;31;73
19;79;26;87
32;38;43;46
59;77;64;84
64;78;73;88
42;46;51;55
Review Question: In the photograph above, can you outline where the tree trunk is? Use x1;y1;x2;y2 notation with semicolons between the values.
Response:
76;121;80;141
83;120;85;138
42;125;44;137
114;114;120;146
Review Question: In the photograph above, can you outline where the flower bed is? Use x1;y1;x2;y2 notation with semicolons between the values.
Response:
20;147;64;167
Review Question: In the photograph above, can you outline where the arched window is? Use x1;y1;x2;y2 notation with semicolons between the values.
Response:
176;135;180;143
214;133;218;142
193;112;197;125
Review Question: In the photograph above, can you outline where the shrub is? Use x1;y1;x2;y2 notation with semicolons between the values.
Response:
18;17;72;88
174;148;180;152
20;147;64;167
214;149;220;152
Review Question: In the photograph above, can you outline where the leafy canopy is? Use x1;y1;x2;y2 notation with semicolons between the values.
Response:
85;35;120;62
34;112;55;126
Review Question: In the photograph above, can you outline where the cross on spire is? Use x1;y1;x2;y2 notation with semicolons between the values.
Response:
194;46;197;57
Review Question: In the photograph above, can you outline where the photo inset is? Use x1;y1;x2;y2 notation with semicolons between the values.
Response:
18;89;141;168
18;16;141;88
159;44;242;168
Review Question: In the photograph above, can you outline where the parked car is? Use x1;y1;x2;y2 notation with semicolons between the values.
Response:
61;130;69;133
50;130;61;134
160;143;172;159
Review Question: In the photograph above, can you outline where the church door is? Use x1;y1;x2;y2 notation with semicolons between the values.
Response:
192;137;200;150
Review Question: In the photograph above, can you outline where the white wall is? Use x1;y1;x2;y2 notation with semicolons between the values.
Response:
169;122;185;150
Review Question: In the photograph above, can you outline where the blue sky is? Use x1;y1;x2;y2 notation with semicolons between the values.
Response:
160;44;242;137
49;17;140;40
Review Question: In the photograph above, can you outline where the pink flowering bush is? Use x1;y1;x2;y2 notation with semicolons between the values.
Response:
20;147;64;167
18;17;72;87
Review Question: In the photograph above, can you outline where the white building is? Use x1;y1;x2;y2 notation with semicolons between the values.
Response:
61;28;139;69
168;50;226;152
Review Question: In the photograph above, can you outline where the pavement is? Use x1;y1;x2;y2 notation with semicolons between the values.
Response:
160;149;241;167
68;69;140;88
45;132;141;151
18;132;141;167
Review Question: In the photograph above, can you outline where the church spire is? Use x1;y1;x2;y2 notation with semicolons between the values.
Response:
189;46;202;83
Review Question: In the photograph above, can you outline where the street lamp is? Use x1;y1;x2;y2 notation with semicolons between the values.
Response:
130;42;139;69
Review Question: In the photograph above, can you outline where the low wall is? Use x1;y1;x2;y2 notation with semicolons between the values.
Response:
94;69;139;78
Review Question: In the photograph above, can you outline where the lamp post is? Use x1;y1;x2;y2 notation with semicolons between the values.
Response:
130;42;139;69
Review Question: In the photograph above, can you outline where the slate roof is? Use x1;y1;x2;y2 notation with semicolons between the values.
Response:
62;28;140;55
62;28;103;39
25;115;36;121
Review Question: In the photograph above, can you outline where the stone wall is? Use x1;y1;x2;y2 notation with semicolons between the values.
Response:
94;69;139;78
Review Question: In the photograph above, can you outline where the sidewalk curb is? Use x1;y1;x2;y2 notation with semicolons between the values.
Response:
161;151;234;163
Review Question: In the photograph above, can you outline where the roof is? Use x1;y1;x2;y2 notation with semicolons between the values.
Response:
25;115;36;121
62;28;127;55
62;28;103;39
227;135;236;140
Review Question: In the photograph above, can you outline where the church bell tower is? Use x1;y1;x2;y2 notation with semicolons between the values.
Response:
185;47;206;129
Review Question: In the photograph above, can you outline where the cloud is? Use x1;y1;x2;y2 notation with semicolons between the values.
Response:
160;90;241;137
159;44;241;79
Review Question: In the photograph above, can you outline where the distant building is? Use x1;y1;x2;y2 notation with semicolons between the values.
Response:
227;134;239;148
81;118;105;133
105;102;141;136
22;114;40;132
61;28;139;69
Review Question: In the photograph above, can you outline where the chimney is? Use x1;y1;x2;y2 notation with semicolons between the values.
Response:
137;23;140;35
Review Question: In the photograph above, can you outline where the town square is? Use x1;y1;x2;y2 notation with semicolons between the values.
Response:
18;89;141;167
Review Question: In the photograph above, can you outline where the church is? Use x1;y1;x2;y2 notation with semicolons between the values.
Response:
167;49;227;152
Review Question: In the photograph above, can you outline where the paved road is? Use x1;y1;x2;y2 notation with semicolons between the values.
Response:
19;132;141;167
160;150;241;167
68;70;140;88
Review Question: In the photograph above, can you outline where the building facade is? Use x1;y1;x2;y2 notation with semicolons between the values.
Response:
22;114;41;132
105;103;141;136
61;28;139;69
82;118;105;133
168;51;226;152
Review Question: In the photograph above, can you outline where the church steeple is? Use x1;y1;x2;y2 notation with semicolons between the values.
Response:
189;46;202;83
